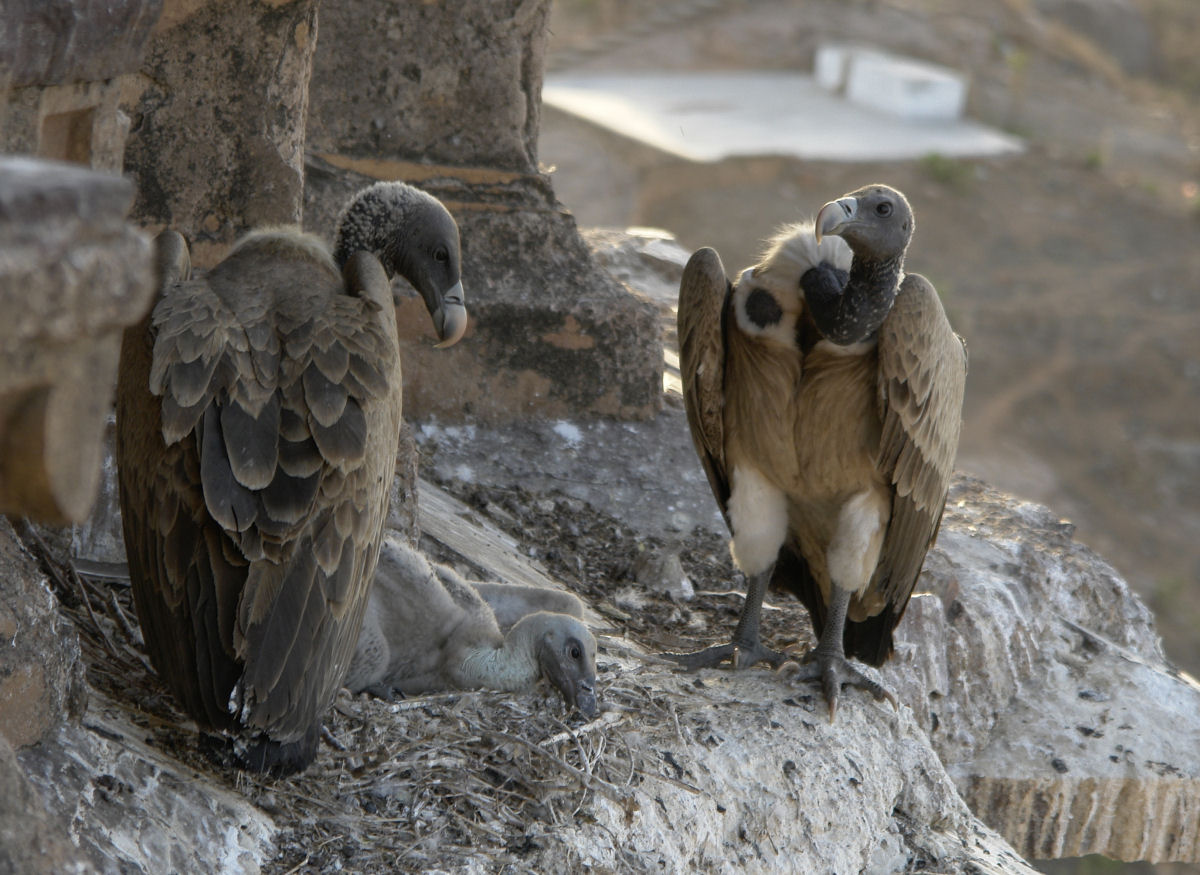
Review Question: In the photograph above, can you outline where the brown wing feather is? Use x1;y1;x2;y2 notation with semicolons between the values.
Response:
845;272;966;664
117;234;402;748
678;247;733;523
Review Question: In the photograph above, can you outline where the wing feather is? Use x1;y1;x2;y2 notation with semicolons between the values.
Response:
869;273;967;635
678;247;732;522
118;234;403;745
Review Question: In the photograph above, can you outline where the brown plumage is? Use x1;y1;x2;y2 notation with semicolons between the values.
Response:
670;184;966;716
116;183;467;772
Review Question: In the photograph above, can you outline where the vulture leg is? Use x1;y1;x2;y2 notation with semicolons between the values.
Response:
667;570;787;670
779;583;896;719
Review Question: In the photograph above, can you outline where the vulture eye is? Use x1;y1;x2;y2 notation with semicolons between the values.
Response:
569;644;582;661
876;202;893;217
434;247;449;264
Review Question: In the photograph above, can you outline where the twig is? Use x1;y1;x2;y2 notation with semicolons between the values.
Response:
483;729;633;807
539;708;621;748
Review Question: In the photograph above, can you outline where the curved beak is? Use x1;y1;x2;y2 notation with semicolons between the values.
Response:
569;675;599;719
815;196;858;243
431;280;467;348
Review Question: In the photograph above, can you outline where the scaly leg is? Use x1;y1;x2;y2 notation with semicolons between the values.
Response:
779;583;896;719
667;570;788;670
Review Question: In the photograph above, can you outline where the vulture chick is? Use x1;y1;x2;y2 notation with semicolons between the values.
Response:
116;182;467;773
670;184;966;717
345;536;599;718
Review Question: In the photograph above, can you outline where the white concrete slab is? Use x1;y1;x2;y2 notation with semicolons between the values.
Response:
543;71;1024;163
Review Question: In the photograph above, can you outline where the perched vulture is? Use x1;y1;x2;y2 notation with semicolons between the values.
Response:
670;184;966;716
345;536;598;718
116;182;467;773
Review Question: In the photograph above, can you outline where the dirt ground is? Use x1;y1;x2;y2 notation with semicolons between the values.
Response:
540;0;1200;678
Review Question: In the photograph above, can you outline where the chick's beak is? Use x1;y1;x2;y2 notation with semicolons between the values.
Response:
432;280;467;348
815;196;858;243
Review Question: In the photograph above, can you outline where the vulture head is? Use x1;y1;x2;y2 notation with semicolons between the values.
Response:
815;184;913;261
805;184;915;345
333;181;468;348
518;612;599;718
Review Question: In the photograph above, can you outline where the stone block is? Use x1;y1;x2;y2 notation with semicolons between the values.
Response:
307;0;548;175
0;0;161;88
844;50;967;121
0;733;88;874
123;0;318;267
0;157;154;524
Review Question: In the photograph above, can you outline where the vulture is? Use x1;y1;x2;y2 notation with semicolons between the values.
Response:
670;184;966;716
116;182;467;773
345;536;598;718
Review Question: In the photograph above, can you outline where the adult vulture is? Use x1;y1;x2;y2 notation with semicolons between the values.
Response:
116;182;467;772
670;184;966;716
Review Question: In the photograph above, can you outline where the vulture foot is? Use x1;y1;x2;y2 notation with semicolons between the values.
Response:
666;638;787;672
778;653;896;721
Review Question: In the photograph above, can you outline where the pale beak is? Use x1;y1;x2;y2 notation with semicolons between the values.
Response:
432;280;467;348
815;196;858;243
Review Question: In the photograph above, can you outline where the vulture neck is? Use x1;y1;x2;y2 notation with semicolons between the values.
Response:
457;626;541;692
810;251;904;346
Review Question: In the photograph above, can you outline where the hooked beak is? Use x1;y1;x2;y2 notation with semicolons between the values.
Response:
815;196;858;243
569;676;599;719
539;638;599;719
431;280;467;348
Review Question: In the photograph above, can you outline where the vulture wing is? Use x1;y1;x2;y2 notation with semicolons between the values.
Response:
678;247;732;523
118;235;402;744
847;272;966;664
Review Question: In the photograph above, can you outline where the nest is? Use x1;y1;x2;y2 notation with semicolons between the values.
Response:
16;494;766;873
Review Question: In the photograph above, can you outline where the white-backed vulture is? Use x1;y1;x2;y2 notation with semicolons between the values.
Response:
116;182;467;773
345;536;598;717
669;184;966;716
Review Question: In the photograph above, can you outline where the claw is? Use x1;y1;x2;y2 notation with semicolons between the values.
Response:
779;650;894;720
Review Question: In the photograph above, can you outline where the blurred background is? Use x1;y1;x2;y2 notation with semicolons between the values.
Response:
540;0;1200;699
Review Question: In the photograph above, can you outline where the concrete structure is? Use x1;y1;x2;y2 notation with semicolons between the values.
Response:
543;70;1021;163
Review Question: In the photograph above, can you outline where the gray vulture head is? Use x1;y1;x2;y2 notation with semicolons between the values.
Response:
334;182;468;348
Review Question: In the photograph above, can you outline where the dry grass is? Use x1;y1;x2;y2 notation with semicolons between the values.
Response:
15;514;736;873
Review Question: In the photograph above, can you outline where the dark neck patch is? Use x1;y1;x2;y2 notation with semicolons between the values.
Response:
743;287;783;329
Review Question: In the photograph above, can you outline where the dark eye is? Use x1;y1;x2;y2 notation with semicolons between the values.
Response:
876;202;893;217
570;645;582;660
434;248;449;263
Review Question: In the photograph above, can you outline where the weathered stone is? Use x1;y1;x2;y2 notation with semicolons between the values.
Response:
889;477;1200;864
0;156;154;524
0;0;162;88
0;517;87;750
307;0;547;175
17;690;277;874
0;1;161;173
305;0;662;423
0;733;89;874
123;0;318;267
